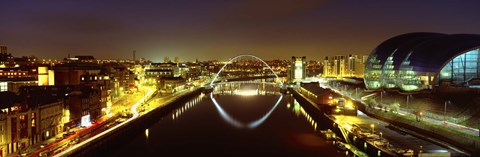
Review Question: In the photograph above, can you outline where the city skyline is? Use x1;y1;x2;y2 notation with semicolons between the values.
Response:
1;0;480;62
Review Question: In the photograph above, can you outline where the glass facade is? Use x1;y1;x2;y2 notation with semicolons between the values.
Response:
365;33;480;91
382;54;396;88
398;54;421;91
364;53;382;90
438;48;480;86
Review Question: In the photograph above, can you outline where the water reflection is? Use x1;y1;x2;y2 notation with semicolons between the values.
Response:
145;129;149;139
106;83;343;157
210;92;283;129
289;98;318;131
209;82;283;129
172;94;204;120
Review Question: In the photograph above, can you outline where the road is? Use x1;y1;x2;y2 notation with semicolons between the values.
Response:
50;86;198;157
24;87;149;157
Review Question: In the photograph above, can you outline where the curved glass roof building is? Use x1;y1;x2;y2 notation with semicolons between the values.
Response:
364;32;480;91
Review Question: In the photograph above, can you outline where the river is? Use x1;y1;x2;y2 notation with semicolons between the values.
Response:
106;83;343;157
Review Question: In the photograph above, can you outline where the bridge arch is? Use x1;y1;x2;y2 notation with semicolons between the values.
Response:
209;54;284;86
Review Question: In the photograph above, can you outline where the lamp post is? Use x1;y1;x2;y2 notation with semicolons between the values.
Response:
444;100;450;125
370;124;375;134
406;95;410;109
380;91;385;105
355;87;359;98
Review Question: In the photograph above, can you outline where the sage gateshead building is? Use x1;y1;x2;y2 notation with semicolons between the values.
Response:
364;32;480;91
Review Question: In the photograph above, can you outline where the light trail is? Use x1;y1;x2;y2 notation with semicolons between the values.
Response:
210;92;283;129
54;88;154;157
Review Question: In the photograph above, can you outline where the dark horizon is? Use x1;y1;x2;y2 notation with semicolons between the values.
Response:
1;0;480;62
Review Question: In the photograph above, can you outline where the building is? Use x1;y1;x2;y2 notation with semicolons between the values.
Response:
347;54;366;78
289;56;306;83
80;73;112;117
145;62;185;88
0;46;6;54
0;46;13;65
0;90;64;156
53;63;102;85
364;32;480;91
0;66;39;93
323;55;366;78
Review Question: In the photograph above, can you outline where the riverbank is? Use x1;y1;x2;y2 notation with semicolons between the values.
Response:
66;87;203;157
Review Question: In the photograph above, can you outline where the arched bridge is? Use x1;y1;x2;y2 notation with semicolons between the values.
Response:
209;54;284;86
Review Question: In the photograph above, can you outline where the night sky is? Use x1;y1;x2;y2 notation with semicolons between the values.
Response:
1;0;480;62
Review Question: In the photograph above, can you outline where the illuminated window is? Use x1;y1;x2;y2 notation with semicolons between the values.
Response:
0;82;7;92
438;49;479;86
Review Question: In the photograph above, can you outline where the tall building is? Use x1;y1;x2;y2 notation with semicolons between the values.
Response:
323;54;366;78
323;56;334;77
347;54;365;77
0;46;13;64
289;56;306;83
0;46;6;54
333;55;346;77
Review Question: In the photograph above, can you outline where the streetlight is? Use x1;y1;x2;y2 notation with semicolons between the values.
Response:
406;95;410;109
444;100;450;124
355;87;359;98
370;124;375;134
380;91;385;104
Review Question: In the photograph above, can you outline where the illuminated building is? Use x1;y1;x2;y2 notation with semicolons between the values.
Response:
80;73;112;117
323;55;367;78
289;56;306;83
146;62;186;90
364;32;480;91
0;45;13;65
0;90;64;156
37;66;54;86
0;66;39;93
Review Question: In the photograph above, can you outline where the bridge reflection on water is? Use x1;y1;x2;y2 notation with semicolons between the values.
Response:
106;82;343;157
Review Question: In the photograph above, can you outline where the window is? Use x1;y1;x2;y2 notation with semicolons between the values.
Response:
0;82;7;92
438;49;479;86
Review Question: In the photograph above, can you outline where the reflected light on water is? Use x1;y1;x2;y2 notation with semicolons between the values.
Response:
291;99;318;131
235;89;258;96
210;92;283;129
172;94;204;120
145;129;149;139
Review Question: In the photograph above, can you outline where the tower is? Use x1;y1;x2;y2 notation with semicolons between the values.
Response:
0;45;6;54
290;56;306;83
